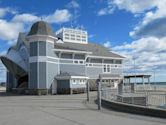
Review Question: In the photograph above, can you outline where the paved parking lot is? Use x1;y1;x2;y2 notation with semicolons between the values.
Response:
0;92;165;125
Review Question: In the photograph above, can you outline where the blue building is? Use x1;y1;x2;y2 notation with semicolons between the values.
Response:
0;21;125;95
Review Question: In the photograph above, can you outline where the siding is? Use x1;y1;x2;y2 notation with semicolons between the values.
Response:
86;67;102;79
60;64;85;75
38;41;46;56
47;42;56;57
47;62;59;89
38;62;46;89
111;68;123;74
30;42;37;57
29;62;38;89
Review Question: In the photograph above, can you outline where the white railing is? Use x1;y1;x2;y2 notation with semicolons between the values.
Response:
101;87;166;109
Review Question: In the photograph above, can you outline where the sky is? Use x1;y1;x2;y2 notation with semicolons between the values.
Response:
0;0;166;82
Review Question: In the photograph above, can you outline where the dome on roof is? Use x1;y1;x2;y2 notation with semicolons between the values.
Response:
28;21;55;36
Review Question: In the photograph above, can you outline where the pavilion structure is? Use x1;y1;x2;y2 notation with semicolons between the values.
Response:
123;74;152;93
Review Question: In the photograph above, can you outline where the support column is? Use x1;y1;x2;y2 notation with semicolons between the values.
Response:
86;81;90;102
97;80;101;110
148;77;150;90
142;76;145;91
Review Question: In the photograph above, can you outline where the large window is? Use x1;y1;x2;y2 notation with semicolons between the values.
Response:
103;64;111;73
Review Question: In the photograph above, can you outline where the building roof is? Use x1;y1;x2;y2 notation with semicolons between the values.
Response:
54;42;125;59
99;74;123;79
124;74;151;78
27;21;55;36
55;72;88;80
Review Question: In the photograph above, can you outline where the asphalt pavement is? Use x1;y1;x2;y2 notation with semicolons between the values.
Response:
0;92;165;125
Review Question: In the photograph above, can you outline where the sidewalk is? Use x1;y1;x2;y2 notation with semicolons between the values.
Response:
0;92;165;125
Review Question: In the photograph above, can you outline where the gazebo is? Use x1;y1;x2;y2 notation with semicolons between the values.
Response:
123;74;151;93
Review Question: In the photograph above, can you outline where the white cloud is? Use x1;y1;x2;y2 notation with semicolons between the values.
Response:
12;13;39;23
0;19;24;41
98;7;114;16
97;1;116;16
103;41;111;48
111;0;157;14
44;9;72;23
130;0;166;38
97;0;157;16
0;7;17;18
89;34;96;39
112;37;166;73
12;10;72;24
0;9;72;44
67;0;80;9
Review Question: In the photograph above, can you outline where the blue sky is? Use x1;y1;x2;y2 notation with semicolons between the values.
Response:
0;0;166;82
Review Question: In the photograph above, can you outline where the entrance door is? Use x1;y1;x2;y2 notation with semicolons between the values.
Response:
52;80;57;94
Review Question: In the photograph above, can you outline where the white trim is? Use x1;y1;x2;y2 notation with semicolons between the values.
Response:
29;56;47;63
56;75;89;80
73;60;85;64
27;35;57;44
60;63;85;65
86;66;102;68
29;56;59;63
63;39;88;44
60;58;85;61
71;76;89;79
47;61;58;64
87;55;125;59
53;48;92;54
47;56;59;60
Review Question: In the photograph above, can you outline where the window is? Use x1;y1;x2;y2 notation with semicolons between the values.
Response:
65;33;69;36
89;64;93;66
74;60;79;64
104;65;107;72
71;37;75;40
79;61;84;64
74;60;84;64
103;65;111;73
73;79;76;84
65;37;69;39
107;65;110;72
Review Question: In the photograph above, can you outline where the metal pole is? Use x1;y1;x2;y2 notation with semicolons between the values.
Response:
165;92;166;105
97;81;101;110
86;82;89;102
134;58;136;87
154;71;156;91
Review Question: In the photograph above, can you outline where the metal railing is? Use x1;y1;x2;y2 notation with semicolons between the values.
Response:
101;87;166;109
